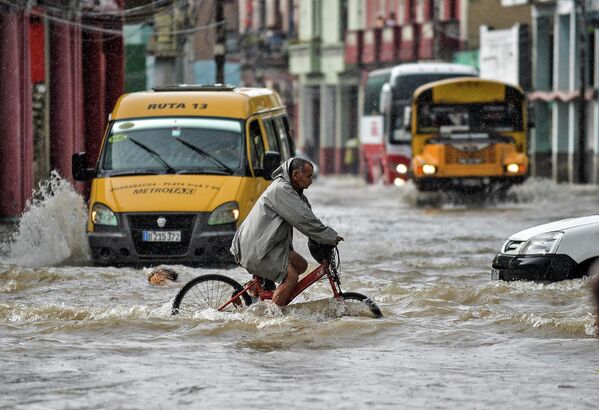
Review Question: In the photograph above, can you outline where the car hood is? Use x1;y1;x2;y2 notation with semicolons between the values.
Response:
91;174;242;212
510;215;599;241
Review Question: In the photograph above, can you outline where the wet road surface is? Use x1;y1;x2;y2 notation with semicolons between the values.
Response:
1;175;598;409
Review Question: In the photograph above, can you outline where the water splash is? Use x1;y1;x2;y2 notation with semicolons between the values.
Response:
1;171;90;267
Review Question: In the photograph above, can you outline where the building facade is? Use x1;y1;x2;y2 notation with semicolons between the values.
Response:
289;0;467;175
525;0;599;183
0;0;126;219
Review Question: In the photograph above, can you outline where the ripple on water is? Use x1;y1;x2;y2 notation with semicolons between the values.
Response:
0;266;72;293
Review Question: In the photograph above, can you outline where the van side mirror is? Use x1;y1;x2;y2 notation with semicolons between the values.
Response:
261;151;281;180
72;152;95;181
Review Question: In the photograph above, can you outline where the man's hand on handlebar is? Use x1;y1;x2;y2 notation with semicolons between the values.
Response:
335;236;344;244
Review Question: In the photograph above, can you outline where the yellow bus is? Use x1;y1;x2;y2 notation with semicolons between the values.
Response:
410;78;529;192
72;85;293;266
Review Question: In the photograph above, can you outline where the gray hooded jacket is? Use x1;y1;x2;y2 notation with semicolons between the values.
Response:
230;158;338;282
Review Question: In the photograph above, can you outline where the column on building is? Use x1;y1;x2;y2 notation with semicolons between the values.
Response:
82;26;106;170
593;30;599;183
297;83;308;150
49;21;79;182
531;5;553;178
552;11;571;182
319;84;336;175
334;84;344;174
0;8;33;218
71;23;84;177
567;8;581;183
334;81;359;174
104;23;125;124
298;82;320;162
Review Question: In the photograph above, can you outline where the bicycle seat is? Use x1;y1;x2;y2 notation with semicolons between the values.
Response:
253;275;276;291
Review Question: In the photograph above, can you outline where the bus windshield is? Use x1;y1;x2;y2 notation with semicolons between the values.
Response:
417;102;523;133
390;73;476;143
101;118;243;176
392;74;475;100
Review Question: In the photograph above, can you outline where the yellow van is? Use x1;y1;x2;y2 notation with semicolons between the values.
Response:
72;85;294;266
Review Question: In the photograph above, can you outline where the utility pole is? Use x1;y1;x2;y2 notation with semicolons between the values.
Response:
576;0;589;183
214;0;226;84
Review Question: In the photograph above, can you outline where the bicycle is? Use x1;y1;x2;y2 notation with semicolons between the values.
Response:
171;245;383;318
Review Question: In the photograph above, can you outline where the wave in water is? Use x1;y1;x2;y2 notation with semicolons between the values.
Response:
0;171;90;268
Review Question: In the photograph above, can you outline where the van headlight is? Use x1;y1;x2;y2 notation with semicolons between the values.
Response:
91;203;118;226
519;231;564;255
208;201;239;225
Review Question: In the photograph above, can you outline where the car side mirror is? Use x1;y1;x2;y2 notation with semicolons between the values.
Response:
72;152;95;181
261;151;281;180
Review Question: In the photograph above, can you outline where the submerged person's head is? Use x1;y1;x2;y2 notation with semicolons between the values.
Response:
148;267;178;286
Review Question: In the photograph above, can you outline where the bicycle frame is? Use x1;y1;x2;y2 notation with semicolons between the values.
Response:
218;260;341;311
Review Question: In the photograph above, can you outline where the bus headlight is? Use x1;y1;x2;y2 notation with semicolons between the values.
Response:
506;163;520;174
91;203;118;226
519;231;564;255
208;201;240;225
422;164;436;175
396;164;408;174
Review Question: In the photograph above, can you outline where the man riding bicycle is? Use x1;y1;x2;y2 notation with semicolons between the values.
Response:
230;157;343;306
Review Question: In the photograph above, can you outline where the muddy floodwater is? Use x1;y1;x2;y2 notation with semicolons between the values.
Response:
1;176;599;409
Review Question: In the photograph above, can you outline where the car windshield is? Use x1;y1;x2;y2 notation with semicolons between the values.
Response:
101;118;243;175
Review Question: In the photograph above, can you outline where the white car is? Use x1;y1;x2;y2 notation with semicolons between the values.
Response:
492;215;599;281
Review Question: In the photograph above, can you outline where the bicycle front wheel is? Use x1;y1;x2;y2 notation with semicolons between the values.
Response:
171;274;252;315
339;292;383;318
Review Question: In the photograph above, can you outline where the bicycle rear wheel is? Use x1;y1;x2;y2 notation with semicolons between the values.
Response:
171;274;252;315
339;292;383;318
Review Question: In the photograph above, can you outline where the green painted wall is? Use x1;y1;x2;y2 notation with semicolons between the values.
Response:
452;50;480;70
125;45;147;92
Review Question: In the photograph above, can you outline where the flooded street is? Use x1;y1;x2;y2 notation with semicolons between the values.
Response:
1;176;599;409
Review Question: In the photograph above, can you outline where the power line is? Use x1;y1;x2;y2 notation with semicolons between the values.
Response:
0;0;209;35
0;0;225;37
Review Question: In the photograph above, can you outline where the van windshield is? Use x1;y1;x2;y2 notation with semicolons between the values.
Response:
101;118;243;176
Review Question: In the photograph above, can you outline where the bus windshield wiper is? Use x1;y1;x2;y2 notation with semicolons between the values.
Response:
177;169;230;175
174;137;234;174
108;170;162;177
128;137;176;174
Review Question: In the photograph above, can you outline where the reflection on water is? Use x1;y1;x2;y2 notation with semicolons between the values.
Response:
1;176;599;409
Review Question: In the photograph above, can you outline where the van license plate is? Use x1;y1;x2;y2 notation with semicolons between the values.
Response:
142;231;181;242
